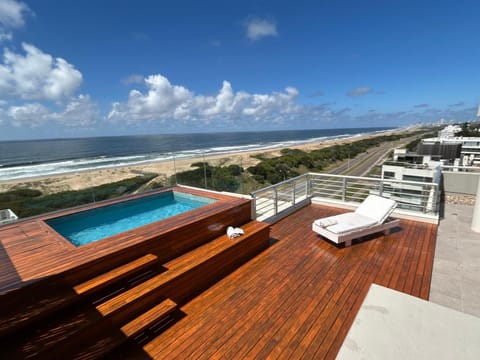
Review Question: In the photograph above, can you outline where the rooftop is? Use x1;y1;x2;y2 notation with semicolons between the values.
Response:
0;199;437;359
0;173;478;358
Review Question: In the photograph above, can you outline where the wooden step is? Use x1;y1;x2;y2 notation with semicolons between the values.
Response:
41;298;177;360
74;253;158;295
0;254;158;338
97;221;270;321
121;298;177;337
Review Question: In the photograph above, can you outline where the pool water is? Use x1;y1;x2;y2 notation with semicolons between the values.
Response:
46;191;215;246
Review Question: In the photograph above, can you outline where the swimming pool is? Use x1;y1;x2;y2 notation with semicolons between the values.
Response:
46;191;215;246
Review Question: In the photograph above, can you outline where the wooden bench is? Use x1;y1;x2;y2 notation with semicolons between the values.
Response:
97;221;270;320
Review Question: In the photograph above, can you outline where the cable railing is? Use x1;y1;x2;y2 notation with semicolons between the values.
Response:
251;172;440;221
250;175;310;221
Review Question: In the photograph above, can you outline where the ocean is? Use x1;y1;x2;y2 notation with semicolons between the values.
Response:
0;128;393;181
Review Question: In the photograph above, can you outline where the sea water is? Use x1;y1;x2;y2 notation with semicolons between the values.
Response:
0;128;393;181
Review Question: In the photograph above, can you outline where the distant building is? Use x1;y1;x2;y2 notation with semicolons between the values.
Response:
438;124;462;139
417;142;462;163
381;149;441;212
420;137;480;166
392;148;442;164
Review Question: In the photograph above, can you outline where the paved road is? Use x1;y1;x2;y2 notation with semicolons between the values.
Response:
329;135;421;177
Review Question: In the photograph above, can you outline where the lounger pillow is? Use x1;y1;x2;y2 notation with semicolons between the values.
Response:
355;195;397;224
314;217;338;228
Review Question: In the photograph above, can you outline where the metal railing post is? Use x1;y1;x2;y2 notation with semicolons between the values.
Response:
251;194;257;220
273;188;278;216
379;180;384;197
342;177;347;202
307;174;311;198
292;180;296;205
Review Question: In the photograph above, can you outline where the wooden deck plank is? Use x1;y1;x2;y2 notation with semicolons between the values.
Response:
144;204;437;360
420;225;437;299
121;299;177;337
387;221;420;291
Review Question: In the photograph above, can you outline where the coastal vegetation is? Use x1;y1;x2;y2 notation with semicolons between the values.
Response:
0;173;156;218
455;122;480;137
247;132;422;185
171;162;243;192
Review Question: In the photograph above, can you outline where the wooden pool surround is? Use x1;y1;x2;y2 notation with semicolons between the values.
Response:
0;186;252;293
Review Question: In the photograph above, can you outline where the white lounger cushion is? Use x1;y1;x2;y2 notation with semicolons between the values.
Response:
354;195;397;224
322;212;378;234
312;195;399;246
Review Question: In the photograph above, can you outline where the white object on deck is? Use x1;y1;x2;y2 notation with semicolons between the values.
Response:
312;195;399;246
337;284;480;360
0;209;18;225
226;226;244;239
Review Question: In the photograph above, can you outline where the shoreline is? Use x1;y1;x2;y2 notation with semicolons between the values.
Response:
0;128;411;194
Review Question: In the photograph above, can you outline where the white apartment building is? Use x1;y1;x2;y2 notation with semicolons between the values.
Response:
438;124;462;139
380;149;442;212
421;137;480;165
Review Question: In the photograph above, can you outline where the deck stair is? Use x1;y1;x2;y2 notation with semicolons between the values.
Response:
0;219;270;359
0;253;160;337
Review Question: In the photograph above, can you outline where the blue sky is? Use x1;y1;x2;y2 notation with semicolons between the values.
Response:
0;0;478;140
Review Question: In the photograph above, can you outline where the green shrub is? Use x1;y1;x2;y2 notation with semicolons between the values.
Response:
247;130;428;185
0;173;158;218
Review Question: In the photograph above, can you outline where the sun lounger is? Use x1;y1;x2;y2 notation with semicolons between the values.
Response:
312;195;400;247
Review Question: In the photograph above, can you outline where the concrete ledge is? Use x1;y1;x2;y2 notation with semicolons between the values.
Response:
311;197;439;224
337;284;480;360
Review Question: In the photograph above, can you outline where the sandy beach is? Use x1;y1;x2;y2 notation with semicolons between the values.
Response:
0;129;411;195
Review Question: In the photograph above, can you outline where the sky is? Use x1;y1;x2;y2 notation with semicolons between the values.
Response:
0;0;479;140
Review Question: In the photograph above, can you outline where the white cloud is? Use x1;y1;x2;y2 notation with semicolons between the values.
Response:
108;74;300;127
4;95;98;128
244;17;278;41
0;0;30;43
51;94;98;127
346;87;374;97
7;102;50;127
0;0;29;27
0;43;83;101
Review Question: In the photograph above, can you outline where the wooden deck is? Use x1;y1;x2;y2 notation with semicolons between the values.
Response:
138;203;437;359
0;202;437;359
